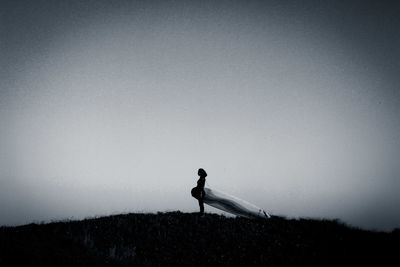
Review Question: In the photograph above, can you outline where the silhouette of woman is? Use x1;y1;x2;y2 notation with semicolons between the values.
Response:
191;168;207;215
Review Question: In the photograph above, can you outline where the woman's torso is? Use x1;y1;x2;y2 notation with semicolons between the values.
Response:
197;177;205;188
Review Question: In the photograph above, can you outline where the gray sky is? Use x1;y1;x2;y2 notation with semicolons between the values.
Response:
1;0;399;231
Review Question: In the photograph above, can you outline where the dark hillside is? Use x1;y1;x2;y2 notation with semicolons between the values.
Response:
0;212;398;266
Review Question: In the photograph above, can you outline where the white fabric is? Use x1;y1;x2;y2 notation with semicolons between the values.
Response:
203;187;270;219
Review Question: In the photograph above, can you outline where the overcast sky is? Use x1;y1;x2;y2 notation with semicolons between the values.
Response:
1;0;399;231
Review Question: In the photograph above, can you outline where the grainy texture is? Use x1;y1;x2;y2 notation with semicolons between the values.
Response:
1;212;398;266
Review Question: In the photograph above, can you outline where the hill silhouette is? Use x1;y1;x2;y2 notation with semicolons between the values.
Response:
0;211;398;266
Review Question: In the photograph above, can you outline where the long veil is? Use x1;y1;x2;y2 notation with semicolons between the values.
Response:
203;187;270;219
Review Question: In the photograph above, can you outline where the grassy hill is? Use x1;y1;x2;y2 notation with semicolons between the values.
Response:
0;211;398;266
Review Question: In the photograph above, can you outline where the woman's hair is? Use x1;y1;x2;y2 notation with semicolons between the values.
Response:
198;168;207;177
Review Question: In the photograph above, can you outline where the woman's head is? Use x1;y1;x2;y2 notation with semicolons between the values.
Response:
198;168;207;178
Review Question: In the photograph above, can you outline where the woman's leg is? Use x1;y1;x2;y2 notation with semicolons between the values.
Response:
198;189;205;214
198;199;204;214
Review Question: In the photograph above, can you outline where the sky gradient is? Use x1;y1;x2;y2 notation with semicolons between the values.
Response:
1;0;399;231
